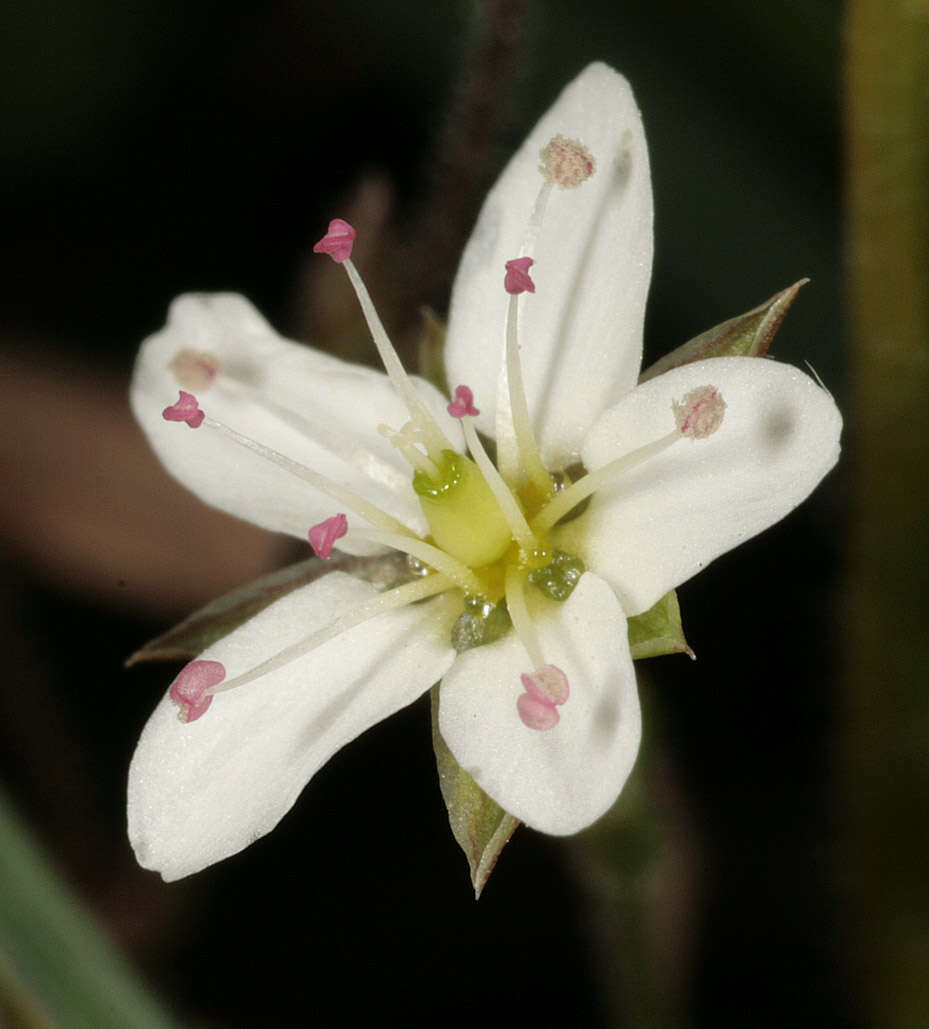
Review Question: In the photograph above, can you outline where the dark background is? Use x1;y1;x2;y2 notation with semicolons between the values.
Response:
1;1;853;1026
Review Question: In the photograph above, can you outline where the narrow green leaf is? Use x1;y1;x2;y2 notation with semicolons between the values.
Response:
627;589;694;661
430;688;519;898
0;789;178;1029
639;279;807;382
127;552;410;665
416;306;448;393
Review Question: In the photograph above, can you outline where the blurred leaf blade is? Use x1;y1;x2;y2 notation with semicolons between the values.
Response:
0;789;178;1029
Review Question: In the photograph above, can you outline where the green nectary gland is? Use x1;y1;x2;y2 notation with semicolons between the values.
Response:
527;549;586;600
451;599;512;653
450;550;585;652
550;463;592;525
410;451;588;651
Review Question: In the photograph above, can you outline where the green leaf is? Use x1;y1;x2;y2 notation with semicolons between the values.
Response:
0;788;178;1029
430;687;519;898
627;589;694;661
639;279;808;382
126;551;411;665
416;306;448;392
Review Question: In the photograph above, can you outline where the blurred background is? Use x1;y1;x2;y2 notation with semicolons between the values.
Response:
2;0;924;1026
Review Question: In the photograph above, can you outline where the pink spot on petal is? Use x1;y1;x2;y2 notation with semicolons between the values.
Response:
517;693;560;731
162;390;205;428
447;384;480;418
308;513;348;559
170;660;225;723
312;218;356;263
504;257;535;295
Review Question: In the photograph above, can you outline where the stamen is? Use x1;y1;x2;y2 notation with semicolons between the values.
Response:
342;256;454;457
313;218;454;459
170;660;225;723
377;422;441;479
190;370;415;500
163;391;205;428
504;565;545;671
532;429;681;535
521;180;553;256
308;513;348;559
673;385;727;439
533;387;726;534
517;693;561;731
504;257;536;295
447;384;479;418
517;664;570;731
312;218;357;263
521;664;570;705
198;414;416;538
348;528;484;594
504;287;555;496
169;350;220;391
539;135;596;189
458;410;537;554
210;574;452;698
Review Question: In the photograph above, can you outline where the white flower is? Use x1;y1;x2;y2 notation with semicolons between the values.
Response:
128;63;841;881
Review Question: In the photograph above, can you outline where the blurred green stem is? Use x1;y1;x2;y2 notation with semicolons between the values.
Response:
845;0;929;1025
0;789;177;1029
568;736;694;1029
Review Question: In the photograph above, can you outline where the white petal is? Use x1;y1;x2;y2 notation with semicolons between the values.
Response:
131;294;462;550
438;573;641;835
568;357;842;615
445;64;653;467
128;571;457;880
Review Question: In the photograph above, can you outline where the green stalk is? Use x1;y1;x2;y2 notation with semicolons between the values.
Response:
844;0;929;1025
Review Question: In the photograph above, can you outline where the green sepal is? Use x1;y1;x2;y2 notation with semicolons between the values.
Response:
627;589;694;660
639;279;807;382
126;552;410;665
430;687;519;898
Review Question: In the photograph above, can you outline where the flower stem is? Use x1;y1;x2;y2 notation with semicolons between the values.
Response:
844;0;929;1024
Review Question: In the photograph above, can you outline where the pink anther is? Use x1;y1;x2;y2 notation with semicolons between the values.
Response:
672;385;727;439
517;664;569;731
162;390;205;428
169;349;220;391
170;660;225;723
447;384;480;418
504;257;536;295
312;218;356;263
308;513;348;559
517;693;561;731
